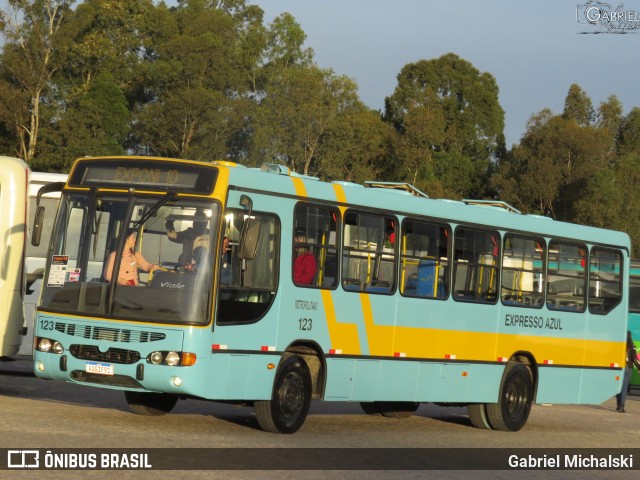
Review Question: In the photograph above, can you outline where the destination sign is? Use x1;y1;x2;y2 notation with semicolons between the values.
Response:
68;158;217;194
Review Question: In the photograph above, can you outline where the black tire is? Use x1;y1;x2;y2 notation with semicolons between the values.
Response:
360;402;382;416
377;401;420;419
486;362;533;431
124;391;178;416
467;403;492;429
255;355;312;434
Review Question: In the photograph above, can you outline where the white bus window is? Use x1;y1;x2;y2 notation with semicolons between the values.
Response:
589;248;622;315
501;236;544;308
547;241;587;312
453;228;499;303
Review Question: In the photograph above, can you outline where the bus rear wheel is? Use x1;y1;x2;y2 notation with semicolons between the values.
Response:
255;355;312;434
467;403;491;429
124;391;178;416
486;362;533;431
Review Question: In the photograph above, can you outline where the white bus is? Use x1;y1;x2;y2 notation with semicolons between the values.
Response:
0;156;28;358
0;156;65;357
22;170;67;354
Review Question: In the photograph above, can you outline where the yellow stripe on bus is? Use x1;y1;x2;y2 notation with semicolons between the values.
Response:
327;293;625;368
321;290;361;354
291;177;308;198
359;293;395;356
332;183;347;204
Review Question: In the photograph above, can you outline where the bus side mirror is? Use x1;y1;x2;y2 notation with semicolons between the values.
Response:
238;194;258;260
239;218;260;260
31;205;45;247
32;181;64;247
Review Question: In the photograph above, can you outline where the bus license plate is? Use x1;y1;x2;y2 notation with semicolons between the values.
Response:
86;362;114;376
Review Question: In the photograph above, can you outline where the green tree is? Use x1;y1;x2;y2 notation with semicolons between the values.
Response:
618;107;640;156
261;13;312;75
573;167;623;229
251;66;362;176
384;53;504;197
491;110;561;215
494;110;610;220
34;72;129;171
614;153;640;257
387;90;446;190
0;0;74;163
562;83;594;127
596;94;623;138
575;152;640;257
62;0;154;86
318;105;393;183
0;61;29;156
132;0;261;159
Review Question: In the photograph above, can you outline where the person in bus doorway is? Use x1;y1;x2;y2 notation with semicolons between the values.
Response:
166;209;210;266
293;234;317;285
104;230;159;286
616;331;639;413
220;236;232;284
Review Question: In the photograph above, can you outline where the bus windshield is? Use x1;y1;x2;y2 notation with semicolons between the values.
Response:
39;193;219;326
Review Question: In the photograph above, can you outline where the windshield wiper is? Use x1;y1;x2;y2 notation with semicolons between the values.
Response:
133;191;177;230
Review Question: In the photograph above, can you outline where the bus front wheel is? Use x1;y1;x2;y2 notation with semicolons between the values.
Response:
255;355;312;434
485;362;533;431
124;391;178;416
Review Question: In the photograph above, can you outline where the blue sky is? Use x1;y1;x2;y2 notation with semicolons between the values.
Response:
1;0;639;147
256;0;640;147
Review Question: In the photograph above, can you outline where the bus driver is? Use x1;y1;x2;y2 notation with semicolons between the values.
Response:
104;230;159;286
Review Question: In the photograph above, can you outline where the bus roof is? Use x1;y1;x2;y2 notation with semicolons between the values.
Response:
225;162;631;251
64;156;631;251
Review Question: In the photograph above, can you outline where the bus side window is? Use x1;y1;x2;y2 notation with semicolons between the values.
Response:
453;228;499;304
293;203;339;288
341;210;397;294
547;241;586;312
589;248;622;315
400;219;449;299
501;235;544;308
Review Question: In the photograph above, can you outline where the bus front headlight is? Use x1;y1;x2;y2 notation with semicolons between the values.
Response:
165;351;180;366
36;337;65;354
149;351;164;365
37;338;52;352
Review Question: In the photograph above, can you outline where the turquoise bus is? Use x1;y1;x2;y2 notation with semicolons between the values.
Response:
628;260;640;391
32;156;630;433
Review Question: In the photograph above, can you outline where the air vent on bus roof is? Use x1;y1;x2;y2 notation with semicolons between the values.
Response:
260;164;291;175
260;164;319;181
364;181;429;198
462;199;521;214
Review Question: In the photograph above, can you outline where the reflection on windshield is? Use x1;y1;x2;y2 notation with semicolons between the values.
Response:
40;194;218;325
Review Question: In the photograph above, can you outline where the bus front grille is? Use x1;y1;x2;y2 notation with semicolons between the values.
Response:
54;323;166;343
69;344;141;364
